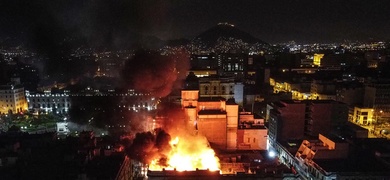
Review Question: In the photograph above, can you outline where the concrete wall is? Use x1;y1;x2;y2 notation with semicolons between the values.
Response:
226;104;238;150
198;101;224;111
181;90;199;108
237;129;267;150
279;103;306;141
197;115;227;149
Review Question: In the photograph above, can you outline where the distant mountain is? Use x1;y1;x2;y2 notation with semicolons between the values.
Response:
187;23;269;53
194;23;268;47
166;38;191;47
1;23;269;53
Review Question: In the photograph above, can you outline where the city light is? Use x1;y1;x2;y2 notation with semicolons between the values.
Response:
0;1;389;179
268;151;276;158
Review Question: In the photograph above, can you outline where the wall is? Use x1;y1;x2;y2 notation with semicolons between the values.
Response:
197;115;227;149
237;129;267;150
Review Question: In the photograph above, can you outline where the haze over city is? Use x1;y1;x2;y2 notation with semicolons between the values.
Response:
1;1;390;180
1;0;390;45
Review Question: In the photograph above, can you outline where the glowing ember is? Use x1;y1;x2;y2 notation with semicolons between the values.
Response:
148;135;220;171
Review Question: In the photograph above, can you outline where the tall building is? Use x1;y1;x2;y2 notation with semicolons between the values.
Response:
364;81;390;117
181;89;267;150
305;100;348;136
190;53;218;70
181;89;237;150
267;100;348;149
268;101;306;149
0;80;28;114
217;53;248;81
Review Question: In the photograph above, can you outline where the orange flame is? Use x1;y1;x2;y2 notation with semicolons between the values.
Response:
149;135;220;171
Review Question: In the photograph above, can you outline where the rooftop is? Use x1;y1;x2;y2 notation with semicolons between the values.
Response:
0;84;24;90
198;97;226;102
314;157;389;173
198;109;227;115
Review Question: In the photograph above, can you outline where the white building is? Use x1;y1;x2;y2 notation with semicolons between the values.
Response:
26;90;71;114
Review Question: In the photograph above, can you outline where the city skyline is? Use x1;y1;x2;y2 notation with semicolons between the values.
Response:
1;1;390;179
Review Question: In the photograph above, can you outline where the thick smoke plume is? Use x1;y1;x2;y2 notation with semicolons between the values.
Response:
126;128;172;165
122;50;189;97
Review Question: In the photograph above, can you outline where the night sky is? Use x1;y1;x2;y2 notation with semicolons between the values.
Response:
1;0;390;45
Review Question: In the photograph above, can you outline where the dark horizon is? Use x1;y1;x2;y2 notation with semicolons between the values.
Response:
1;0;390;46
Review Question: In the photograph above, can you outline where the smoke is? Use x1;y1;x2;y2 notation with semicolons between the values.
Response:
121;50;189;97
0;0;176;79
66;121;108;136
126;128;172;164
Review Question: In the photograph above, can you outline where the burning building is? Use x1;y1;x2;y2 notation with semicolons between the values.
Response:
181;89;268;151
123;90;290;179
126;128;221;175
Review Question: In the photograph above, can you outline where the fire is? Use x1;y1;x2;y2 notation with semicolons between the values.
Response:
148;135;220;171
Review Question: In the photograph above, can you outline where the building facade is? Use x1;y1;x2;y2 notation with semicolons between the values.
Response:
0;84;28;114
26;90;71;114
352;107;374;125
267;100;348;150
198;76;244;105
364;81;390;118
311;80;336;100
237;112;267;150
181;89;267;150
217;53;248;81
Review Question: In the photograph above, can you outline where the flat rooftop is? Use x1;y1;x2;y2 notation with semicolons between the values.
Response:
198;97;226;102
198;109;227;115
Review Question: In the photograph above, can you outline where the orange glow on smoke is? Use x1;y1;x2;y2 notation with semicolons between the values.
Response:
148;136;220;171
